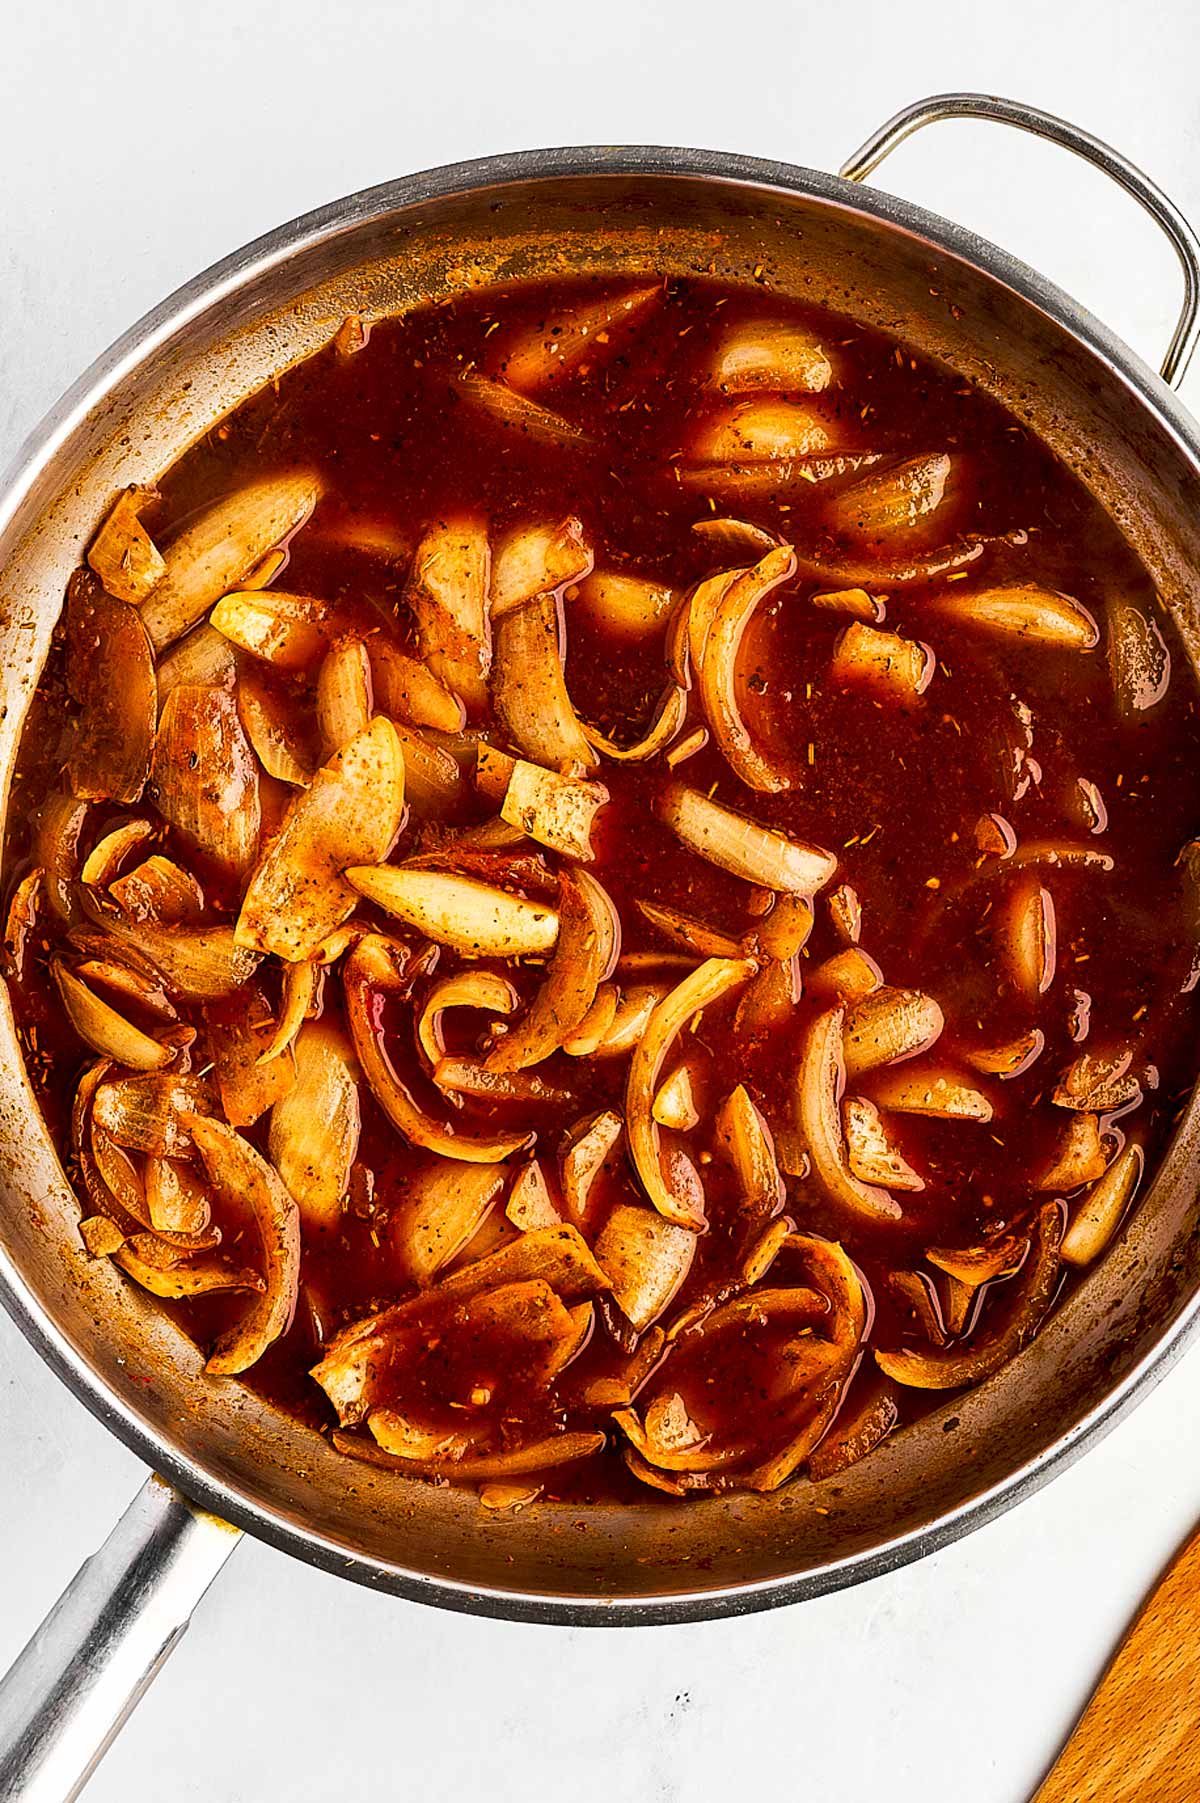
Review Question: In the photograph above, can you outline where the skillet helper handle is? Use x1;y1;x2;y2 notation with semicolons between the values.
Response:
840;91;1200;389
0;1474;240;1803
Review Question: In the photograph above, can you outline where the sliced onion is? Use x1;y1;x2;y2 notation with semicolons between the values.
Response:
486;870;617;1071
961;1028;1045;1080
344;933;530;1162
145;1157;211;1236
93;1072;218;1158
65;573;156;805
157;623;239;699
1034;1112;1107;1191
265;1020;360;1234
808;1373;900;1481
842;1095;924;1191
492;592;598;769
793;536;986;588
594;1204;696;1332
394;724;467;817
793;1007;901;1224
497;284;661;393
79;1214;128;1257
234;666;316;787
405;516;492;713
34;791;89;921
751;893;814;961
810;587;884;623
560;1109;624;1230
1107;596;1170;719
434;1059;574;1105
595;983;669;1056
843;986;944;1078
926;1234;1027;1286
713;1084;784;1225
691;517;780;562
934;583;1099;649
364;638;465;732
1051;1046;1141;1110
348;865;558;959
490;517;593;618
626;957;756;1229
316;638;372;758
831;621;935;701
733;955;801;1039
822;452;960;551
808;947;883;1004
141;471;322;651
4;868;42;980
80;820;154;887
877;1205;1063;1389
574;572;675;642
84;895;260;1000
499;759;609;861
1062;1143;1143;1266
689;397;841;464
114;1244;262;1300
706;318;834;394
390;1157;506;1283
505;1159;560;1230
417;970;519;1068
152;683;261;879
458;371;589;447
109;856;204;926
52;961;171;1071
656;781;836;894
237;717;406;962
333;1428;604;1480
185;1115;300;1375
637;899;741;959
697;544;797;791
562;982;620;1056
582;684;688;763
652;1063;700;1130
997;876;1056;1000
869;1065;993;1121
206;982;296;1126
87;486;164;602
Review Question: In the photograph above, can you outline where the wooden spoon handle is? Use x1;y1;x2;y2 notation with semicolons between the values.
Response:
1034;1521;1200;1802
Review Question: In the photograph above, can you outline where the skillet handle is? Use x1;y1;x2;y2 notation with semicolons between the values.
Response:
0;1474;240;1802
839;91;1200;389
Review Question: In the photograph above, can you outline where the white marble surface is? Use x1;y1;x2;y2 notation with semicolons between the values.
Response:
3;2;1200;1797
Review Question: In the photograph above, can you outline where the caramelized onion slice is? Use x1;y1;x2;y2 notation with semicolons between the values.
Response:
348;865;558;959
998;876;1056;1000
499;760;609;861
714;1084;784;1225
4;868;42;980
808;947;883;1004
656;781;836;895
145;1157;211;1236
596;983;669;1056
1051;1047;1141;1111
344;934;530;1162
575;572;676;643
364;639;465;733
870;1065;993;1121
316;638;372;758
35;792;89;921
691;517;781;562
627;957;756;1229
157;623;238;698
52;961;171;1072
152;684;261;879
492;592;599;770
582;684;688;764
206;983;295;1127
733;955;800;1039
697;544;797;791
595;1204;696;1332
810;587;884;623
115;1245;262;1299
393;724;467;817
490;517;593;618
80;820;154;887
506;1158;560;1230
334;1428;604;1481
559;1109;624;1231
794;1007;901;1224
831;621;934;702
87;486;164;602
391;1157;506;1283
267;1021;360;1232
751;893;814;961
1107;596;1170;719
185;1116;300;1375
808;1372;901;1481
843;986;944;1078
487;870;617;1071
85;897;260;1000
935;583;1099;649
706;318;834;394
141;471;322;651
1062;1143;1143;1266
822;452;960;551
637;899;741;959
459;371;589;447
961;1028;1045;1080
237;717;406;962
498;284;661;392
1035;1111;1107;1191
690;397;841;464
877;1205;1063;1389
434;1059;574;1105
794;536;986;590
65;573;156;805
109;856;204;927
405;516;492;714
93;1073;218;1158
926;1234;1028;1287
843;1095;924;1191
417;970;519;1068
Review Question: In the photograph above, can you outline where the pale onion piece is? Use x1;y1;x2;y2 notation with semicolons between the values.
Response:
316;638;372;758
574;571;676;642
140;471;322;651
1051;1047;1142;1111
808;1373;901;1481
594;1204;696;1332
1062;1143;1144;1266
114;1245;262;1300
681;567;741;683
595;983;668;1056
65;573;156;804
91;906;260;1000
934;583;1099;649
34;791;89;920
492;592;599;770
690;397;839;464
793;1007;901;1224
627;958;756;1229
185;1115;300;1375
753;893;814;961
344;934;530;1162
80;1214;127;1257
391;1158;506;1283
870;1066;993;1121
145;1157;211;1236
823;452;958;551
498;284;661;392
842;1095;924;1192
831;621;935;701
4;868;42;980
157;623;238;698
80;820;154;886
152;684;261;879
487;870;617;1071
1035;1112;1108;1191
237;718;405;962
87;486;164;603
961;1028;1045;1080
706;318;834;394
394;724;466;816
582;684;688;763
359;638;464;733
74;959;177;1023
562;983;619;1057
652;1064;700;1131
417;970;519;1068
93;1073;218;1158
691;517;781;562
206;983;296;1127
108;856;203;927
368;1411;471;1463
926;1234;1028;1287
698;543;797;791
433;1059;574;1105
810;587;884;623
999;877;1056;1000
72;1063;139;1233
490;518;594;619
333;1428;605;1481
808;947;883;1005
52;962;171;1071
637;899;741;959
211;590;327;670
349;866;558;959
1107;596;1170;718
405;517;492;714
656;782;836;895
459;371;589;446
733;955;800;1039
714;1084;784;1222
506;1159;560;1231
560;1110;624;1229
876;1204;1063;1389
256;960;321;1066
266;1021;360;1233
843;986;943;1078
500;760;609;861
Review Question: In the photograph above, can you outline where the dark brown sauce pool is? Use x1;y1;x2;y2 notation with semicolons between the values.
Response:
7;274;1200;1503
